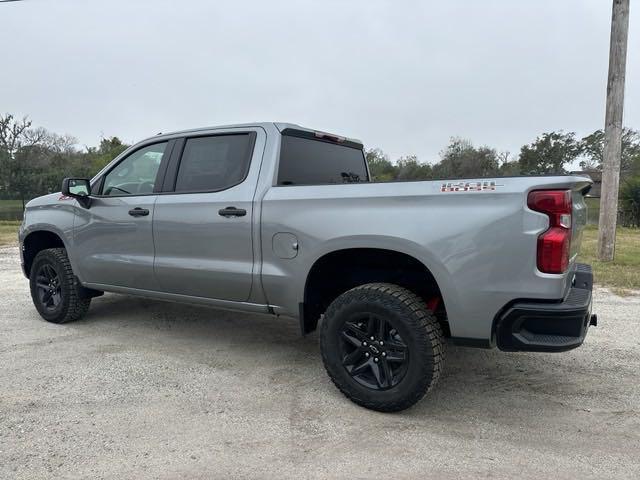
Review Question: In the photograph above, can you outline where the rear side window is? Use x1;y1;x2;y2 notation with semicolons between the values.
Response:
277;135;369;185
175;134;254;192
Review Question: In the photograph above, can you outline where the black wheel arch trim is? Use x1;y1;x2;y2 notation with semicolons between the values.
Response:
21;228;69;278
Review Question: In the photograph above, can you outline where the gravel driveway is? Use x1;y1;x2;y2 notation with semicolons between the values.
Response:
1;245;638;479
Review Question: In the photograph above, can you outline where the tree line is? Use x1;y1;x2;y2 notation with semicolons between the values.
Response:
0;114;128;208
1;113;639;225
366;129;640;180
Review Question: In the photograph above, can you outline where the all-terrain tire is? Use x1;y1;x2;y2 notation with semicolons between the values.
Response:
320;283;445;412
29;248;91;324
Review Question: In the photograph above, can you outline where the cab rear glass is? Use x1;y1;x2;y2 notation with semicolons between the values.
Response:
277;134;369;186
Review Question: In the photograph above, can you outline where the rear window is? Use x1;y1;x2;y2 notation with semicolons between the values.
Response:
277;135;369;185
175;134;254;192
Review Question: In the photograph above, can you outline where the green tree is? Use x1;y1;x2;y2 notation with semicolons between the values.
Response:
518;131;581;175
620;176;640;227
85;136;128;172
0;113;129;205
12;129;83;202
629;153;640;178
0;115;48;206
365;149;433;181
498;151;521;176
579;128;640;172
395;155;432;181
433;137;501;178
365;148;396;181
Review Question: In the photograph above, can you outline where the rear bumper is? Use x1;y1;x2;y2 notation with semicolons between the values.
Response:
495;263;595;352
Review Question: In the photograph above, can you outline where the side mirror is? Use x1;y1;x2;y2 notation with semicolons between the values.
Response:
62;178;92;208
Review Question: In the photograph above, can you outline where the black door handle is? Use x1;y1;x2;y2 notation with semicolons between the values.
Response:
218;206;246;217
128;207;149;217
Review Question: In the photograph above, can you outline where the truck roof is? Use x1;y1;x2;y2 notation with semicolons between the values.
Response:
150;122;363;148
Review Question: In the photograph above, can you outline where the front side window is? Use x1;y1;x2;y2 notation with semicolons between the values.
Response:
174;134;253;192
277;135;369;185
102;142;167;196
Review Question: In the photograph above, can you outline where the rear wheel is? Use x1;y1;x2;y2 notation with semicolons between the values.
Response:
320;283;445;412
29;248;91;324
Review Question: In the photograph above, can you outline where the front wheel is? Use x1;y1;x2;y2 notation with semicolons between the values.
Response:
29;248;91;324
320;283;445;412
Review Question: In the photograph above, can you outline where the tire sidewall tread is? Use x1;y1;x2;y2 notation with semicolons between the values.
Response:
320;282;445;412
29;248;90;324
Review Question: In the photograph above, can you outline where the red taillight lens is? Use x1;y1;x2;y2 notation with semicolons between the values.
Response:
536;227;571;274
528;190;572;274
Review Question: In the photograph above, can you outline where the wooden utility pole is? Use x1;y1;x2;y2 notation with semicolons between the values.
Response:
598;0;630;261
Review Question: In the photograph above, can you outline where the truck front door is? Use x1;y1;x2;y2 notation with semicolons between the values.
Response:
74;141;171;291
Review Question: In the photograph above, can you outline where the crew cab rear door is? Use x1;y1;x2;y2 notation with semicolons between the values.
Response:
152;128;263;301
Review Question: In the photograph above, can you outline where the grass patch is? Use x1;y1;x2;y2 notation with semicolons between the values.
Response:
578;225;640;291
0;221;20;246
0;199;24;221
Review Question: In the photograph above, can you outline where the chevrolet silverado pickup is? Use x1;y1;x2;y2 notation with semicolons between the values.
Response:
19;122;596;412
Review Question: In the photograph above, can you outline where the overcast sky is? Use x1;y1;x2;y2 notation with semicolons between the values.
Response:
1;0;638;163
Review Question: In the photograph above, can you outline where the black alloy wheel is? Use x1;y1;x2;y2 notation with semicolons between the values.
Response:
339;313;409;390
34;262;62;312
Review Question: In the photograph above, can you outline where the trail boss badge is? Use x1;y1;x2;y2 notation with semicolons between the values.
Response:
440;180;503;192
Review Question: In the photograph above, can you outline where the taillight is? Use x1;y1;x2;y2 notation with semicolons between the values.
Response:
527;190;572;274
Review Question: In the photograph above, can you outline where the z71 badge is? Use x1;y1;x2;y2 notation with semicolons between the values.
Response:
440;180;503;192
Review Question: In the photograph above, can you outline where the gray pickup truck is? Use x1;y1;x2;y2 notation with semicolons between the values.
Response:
19;122;596;411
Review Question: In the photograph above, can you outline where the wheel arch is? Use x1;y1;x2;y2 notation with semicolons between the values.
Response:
301;243;451;335
22;229;68;278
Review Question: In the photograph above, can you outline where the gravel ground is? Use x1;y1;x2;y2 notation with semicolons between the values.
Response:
0;245;639;480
